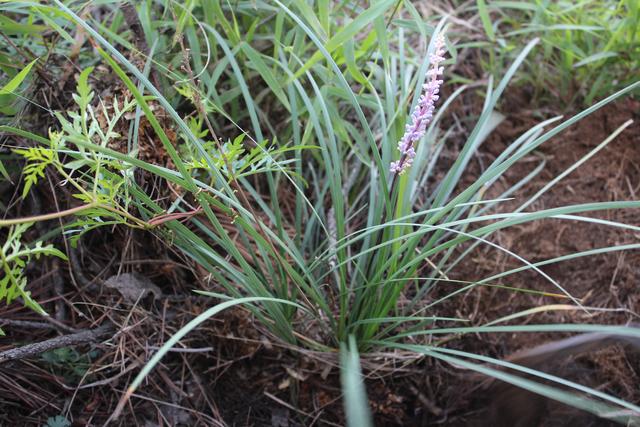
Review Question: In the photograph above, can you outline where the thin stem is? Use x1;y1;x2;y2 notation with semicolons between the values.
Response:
0;202;148;229
0;202;99;227
56;166;92;199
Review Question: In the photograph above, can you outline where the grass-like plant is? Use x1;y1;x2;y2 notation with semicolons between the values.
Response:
1;1;639;424
473;0;640;105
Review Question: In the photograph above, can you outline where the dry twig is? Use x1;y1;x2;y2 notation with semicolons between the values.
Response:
0;324;113;364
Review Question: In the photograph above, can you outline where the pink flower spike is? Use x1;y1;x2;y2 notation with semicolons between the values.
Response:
391;32;447;175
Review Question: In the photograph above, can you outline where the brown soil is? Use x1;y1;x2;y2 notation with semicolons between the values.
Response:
454;95;640;333
429;95;640;426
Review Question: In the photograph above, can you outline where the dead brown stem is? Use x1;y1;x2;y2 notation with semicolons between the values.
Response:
0;324;113;364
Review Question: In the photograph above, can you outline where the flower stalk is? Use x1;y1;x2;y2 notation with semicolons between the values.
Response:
364;32;448;278
391;32;446;175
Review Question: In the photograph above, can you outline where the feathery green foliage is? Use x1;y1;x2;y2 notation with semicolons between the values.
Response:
0;223;67;325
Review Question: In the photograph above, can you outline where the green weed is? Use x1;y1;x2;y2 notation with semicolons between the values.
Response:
475;0;640;105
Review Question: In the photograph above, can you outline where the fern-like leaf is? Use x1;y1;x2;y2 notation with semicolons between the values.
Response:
13;146;54;198
1;224;67;317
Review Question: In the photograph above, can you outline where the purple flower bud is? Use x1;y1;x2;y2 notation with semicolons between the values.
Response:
391;32;447;175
